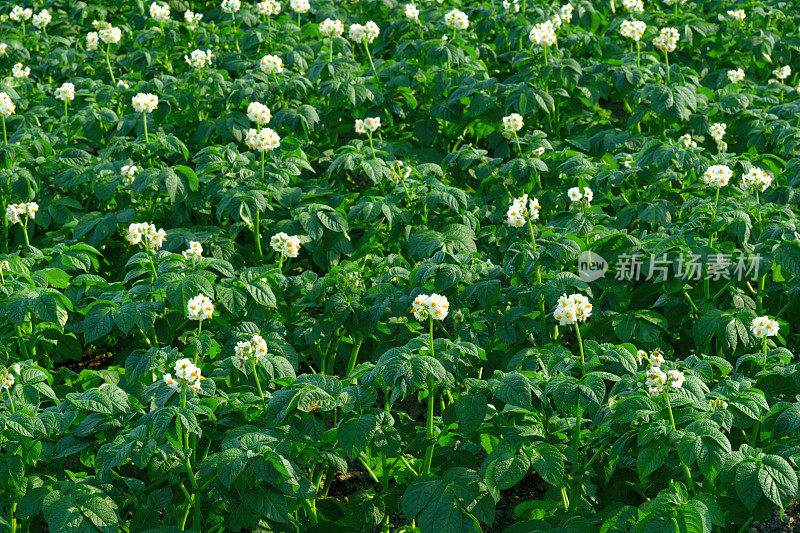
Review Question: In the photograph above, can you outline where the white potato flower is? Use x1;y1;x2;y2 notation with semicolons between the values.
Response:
774;65;791;81
727;68;745;83
502;113;524;133
55;83;76;102
708;122;726;142
182;241;203;260
270;232;302;258
32;9;51;29
319;18;344;37
132;93;158;113
405;4;420;18
553;293;592;325
99;26;121;44
567;186;593;205
666;369;685;389
187;294;214;321
444;9;469;30
411;293;450;321
126;222;166;250
653;27;678;53
86;32;99;50
622;0;644;13
121;164;138;186
184;49;214;68
679;133;696;148
150;2;171;22
117;80;130;89
221;0;241;13
10;6;33;22
12;63;30;79
5;202;38;225
701;164;732;187
363;117;381;132
0;93;16;117
260;54;284;74
739;167;772;193
290;0;310;13
245;128;281;152
506;194;541;227
247;102;272;126
184;10;204;25
645;366;667;396
0;44;7;57
233;333;269;371
619;20;646;41
0;368;14;391
350;21;380;44
560;3;574;23
502;0;520;12
750;316;778;338
257;0;281;15
727;9;745;21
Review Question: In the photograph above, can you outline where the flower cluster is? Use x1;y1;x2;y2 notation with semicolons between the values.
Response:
529;20;557;47
260;54;284;74
355;117;381;133
184;10;203;26
708;122;726;143
0;92;16;118
150;2;171;22
701;164;732;187
502;0;520;13
644;354;684;396
567;186;593;205
13;63;30;79
126;222;167;250
653;27;678;53
86;32;99;50
727;68;745;83
349;21;380;44
679;133;696;149
121;164;138;186
619;20;646;41
727;9;745;21
0;43;6;57
774;65;791;81
506;194;541;227
405;4;420;19
0;93;15;117
444;9;469;30
55;83;76;102
247;102;272;125
750;316;778;338
319;18;344;37
411;293;450;321
221;0;241;13
0;365;19;391
560;3;574;23
5;202;38;225
182;241;203;260
163;358;204;392
553;293;592;325
10;6;32;22
739;167;772;192
132;93;158;113
257;0;281;16
32;9;51;29
622;0;644;13
184;49;214;68
290;0;310;14
99;26;121;44
270;232;302;257
502;113;523;133
233;334;269;372
187;294;214;321
245;128;281;152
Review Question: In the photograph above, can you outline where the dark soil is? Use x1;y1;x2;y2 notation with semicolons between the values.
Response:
54;344;115;371
490;474;550;532
752;501;800;533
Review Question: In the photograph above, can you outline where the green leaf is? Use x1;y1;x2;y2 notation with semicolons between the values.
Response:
337;414;379;459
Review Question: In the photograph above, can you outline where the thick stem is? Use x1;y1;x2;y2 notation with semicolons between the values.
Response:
574;323;585;375
143;112;149;144
6;388;15;413
105;42;116;84
345;336;363;376
664;390;695;492
250;359;268;408
364;43;378;80
422;386;435;475
21;218;29;247
253;207;263;258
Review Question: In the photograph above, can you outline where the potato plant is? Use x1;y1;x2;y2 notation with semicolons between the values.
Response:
0;0;800;532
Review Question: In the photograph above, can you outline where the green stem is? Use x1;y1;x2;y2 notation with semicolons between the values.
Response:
253;207;263;258
422;386;435;475
560;486;569;512
664;390;695;492
359;456;380;483
574;323;585;375
105;42;116;84
345;336;363;376
250;359;268;408
6;388;15;413
364;43;377;81
704;187;721;302
756;274;765;315
21;218;29;247
368;132;375;159
64;100;68;127
400;455;418;476
143;112;149;144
